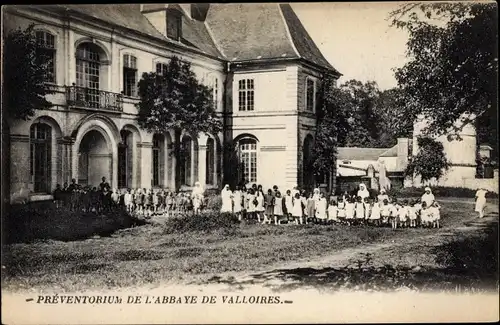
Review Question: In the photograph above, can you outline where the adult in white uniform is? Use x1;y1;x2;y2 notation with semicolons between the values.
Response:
220;184;233;214
357;183;370;200
421;187;435;207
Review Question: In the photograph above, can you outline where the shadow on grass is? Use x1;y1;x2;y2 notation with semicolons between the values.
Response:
3;201;147;244
205;221;499;293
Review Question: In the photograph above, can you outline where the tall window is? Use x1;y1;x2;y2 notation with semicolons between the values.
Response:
156;62;168;76
167;10;182;41
30;123;52;193
181;136;192;186
152;135;164;187
123;54;137;97
76;43;101;108
213;77;219;110
306;78;316;111
238;79;255;111
118;131;129;188
206;138;215;185
239;138;257;183
35;31;56;83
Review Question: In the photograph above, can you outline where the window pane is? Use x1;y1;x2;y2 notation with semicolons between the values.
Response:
306;79;315;111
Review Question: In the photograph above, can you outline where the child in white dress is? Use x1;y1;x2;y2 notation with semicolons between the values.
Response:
315;192;328;224
337;198;346;224
292;192;303;225
380;199;391;226
369;198;381;226
420;201;430;227
354;196;365;225
124;189;133;213
429;201;441;228
390;199;399;229
475;188;488;219
285;190;294;222
398;200;409;228
345;197;355;226
328;199;338;224
408;199;417;228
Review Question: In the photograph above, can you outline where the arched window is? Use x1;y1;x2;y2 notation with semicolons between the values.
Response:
206;138;215;185
35;31;56;83
152;134;164;187
238;138;257;183
76;43;102;108
181;136;193;186
30;123;52;193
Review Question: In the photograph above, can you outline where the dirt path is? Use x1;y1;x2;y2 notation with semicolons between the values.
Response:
198;204;499;288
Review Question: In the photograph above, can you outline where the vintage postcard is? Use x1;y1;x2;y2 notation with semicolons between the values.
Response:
1;1;498;324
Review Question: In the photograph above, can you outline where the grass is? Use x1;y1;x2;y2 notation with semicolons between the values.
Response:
1;200;498;293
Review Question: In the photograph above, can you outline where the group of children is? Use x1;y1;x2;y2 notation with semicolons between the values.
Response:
220;184;442;229
53;178;204;217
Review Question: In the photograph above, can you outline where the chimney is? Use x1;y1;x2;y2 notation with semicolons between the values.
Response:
190;3;210;21
397;138;409;171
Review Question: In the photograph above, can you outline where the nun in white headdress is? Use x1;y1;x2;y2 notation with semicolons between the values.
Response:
357;183;370;200
192;181;205;214
421;187;435;207
220;184;233;214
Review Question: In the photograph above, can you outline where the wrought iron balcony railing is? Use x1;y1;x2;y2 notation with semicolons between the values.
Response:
66;85;123;112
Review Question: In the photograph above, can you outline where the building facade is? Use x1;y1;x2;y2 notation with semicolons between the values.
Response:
3;4;340;202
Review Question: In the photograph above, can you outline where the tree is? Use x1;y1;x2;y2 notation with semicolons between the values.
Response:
312;75;351;179
136;56;222;188
340;80;382;147
405;137;450;183
389;3;498;158
2;24;55;121
374;87;413;147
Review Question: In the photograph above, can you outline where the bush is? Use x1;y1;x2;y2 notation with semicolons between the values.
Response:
4;202;145;244
387;186;498;199
204;194;222;211
162;211;239;234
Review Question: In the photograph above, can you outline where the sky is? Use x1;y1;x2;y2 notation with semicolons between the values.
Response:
292;2;411;90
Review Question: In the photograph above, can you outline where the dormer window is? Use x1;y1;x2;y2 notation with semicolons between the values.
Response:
166;9;182;41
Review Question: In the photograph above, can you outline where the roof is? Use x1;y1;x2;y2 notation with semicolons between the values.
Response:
38;4;224;58
12;4;337;71
279;4;339;73
337;165;367;177
205;3;338;72
337;147;390;161
379;145;398;157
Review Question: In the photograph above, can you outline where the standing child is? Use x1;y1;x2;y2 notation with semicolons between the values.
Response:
273;191;285;225
354;196;365;226
285;190;294;223
380;199;391;226
390;199;400;230
414;198;423;227
247;189;257;221
292;192;303;225
255;189;265;223
420;201;430;228
363;197;371;224
300;191;308;224
369;198;381;226
134;188;143;215
337;197;346;224
328;199;338;224
429;202;441;228
474;188;488;219
398;200;409;228
315;192;328;225
124;189;133;213
53;184;63;209
345;197;355;226
264;189;275;224
166;191;174;217
233;186;244;221
111;188;120;209
306;192;316;224
408;199;417;228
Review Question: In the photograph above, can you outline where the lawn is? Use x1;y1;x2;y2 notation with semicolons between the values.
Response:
1;200;498;293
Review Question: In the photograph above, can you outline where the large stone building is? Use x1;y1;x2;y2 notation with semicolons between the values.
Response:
3;4;341;202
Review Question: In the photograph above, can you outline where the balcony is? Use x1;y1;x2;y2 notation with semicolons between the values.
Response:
66;84;123;112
